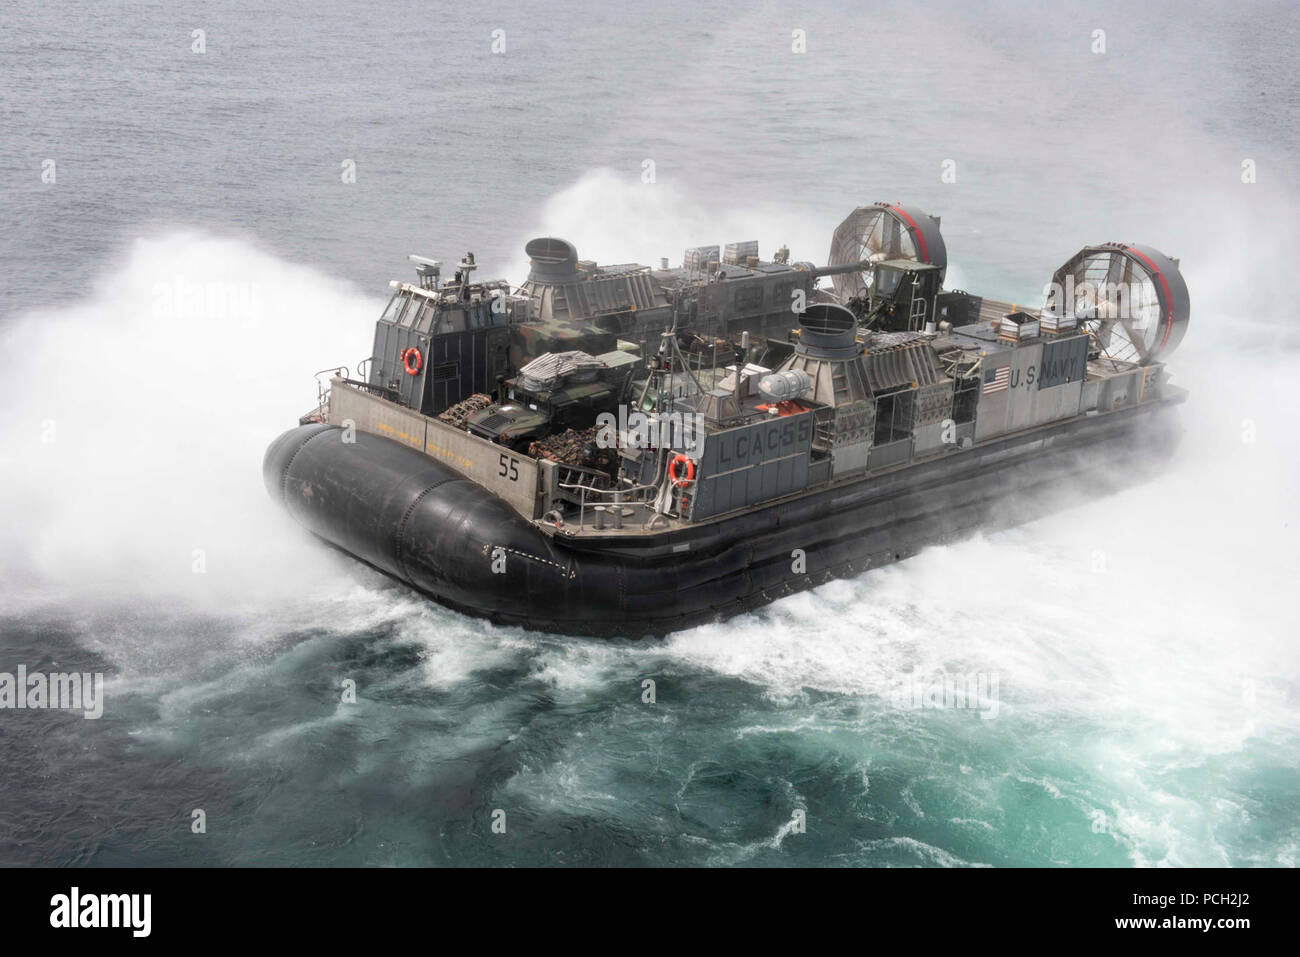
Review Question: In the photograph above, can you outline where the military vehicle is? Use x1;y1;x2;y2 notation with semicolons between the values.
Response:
459;349;638;452
265;203;1190;636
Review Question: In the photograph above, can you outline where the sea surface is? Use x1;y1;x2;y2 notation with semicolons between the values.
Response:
1;0;1297;866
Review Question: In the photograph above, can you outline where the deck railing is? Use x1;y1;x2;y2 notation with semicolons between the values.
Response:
553;461;666;530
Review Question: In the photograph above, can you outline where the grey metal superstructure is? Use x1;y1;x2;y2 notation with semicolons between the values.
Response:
312;202;1192;534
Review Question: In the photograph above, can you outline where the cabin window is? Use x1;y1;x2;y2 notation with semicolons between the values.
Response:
412;299;436;332
875;268;902;297
398;297;420;327
380;292;410;325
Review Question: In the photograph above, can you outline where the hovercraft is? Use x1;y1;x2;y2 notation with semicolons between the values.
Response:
265;208;1189;636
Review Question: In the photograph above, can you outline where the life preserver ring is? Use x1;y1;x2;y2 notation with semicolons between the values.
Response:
402;347;422;376
668;454;695;487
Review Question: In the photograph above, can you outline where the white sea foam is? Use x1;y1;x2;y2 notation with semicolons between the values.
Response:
0;231;378;613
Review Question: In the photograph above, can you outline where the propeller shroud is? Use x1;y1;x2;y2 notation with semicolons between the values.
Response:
1046;243;1190;364
827;203;948;301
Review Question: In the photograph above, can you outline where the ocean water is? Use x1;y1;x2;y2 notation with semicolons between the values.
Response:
1;0;1297;866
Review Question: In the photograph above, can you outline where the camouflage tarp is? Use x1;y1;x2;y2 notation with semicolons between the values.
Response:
437;393;494;429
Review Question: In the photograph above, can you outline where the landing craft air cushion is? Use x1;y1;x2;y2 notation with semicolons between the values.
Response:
264;204;1190;636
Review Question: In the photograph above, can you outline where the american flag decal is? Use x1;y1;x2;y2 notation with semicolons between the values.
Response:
982;366;1010;395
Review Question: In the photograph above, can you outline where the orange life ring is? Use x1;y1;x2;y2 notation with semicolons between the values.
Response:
668;454;695;487
402;346;422;376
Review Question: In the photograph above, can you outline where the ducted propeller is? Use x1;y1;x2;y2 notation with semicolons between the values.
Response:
1046;244;1190;364
827;203;947;301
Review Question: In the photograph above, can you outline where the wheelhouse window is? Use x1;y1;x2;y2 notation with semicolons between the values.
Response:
412;299;436;332
398;295;420;327
381;291;412;326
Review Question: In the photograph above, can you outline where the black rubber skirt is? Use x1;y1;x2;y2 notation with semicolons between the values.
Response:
264;405;1180;637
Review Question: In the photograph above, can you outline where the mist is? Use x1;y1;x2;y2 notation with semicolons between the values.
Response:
0;231;378;611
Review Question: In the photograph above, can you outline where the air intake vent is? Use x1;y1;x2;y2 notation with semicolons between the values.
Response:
524;237;579;282
525;237;577;262
797;303;861;359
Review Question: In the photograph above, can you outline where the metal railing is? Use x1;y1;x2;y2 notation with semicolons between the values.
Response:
310;366;349;420
554;463;666;531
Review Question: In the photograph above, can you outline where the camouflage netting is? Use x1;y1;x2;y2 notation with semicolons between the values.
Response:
438;393;494;429
528;426;617;475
